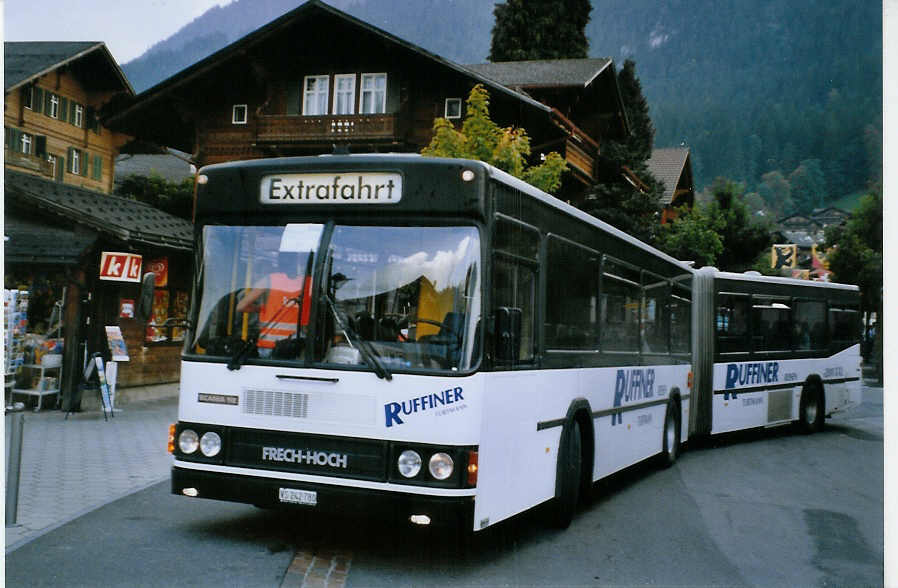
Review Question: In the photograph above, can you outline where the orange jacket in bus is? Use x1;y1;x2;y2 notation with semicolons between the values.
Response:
258;273;312;349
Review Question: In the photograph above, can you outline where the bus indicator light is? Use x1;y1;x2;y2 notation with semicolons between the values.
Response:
466;451;479;487
168;424;176;454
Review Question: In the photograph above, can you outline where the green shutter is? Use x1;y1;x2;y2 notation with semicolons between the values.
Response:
67;147;74;173
11;129;22;153
33;87;43;114
35;136;47;158
45;92;53;116
59;97;68;122
56;156;65;182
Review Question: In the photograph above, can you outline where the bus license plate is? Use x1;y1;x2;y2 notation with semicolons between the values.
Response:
279;488;317;506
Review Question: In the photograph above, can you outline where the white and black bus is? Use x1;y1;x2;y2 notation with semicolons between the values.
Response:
689;268;862;437
162;154;859;532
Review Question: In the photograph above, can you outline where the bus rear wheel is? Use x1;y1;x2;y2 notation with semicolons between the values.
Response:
551;419;582;529
660;399;681;468
799;381;824;434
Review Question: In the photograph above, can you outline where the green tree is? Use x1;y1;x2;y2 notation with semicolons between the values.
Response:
581;59;662;243
824;190;882;308
422;84;567;193
824;189;882;381
707;178;772;271
489;0;591;62
654;204;723;267
789;159;827;214
115;173;194;220
757;170;794;217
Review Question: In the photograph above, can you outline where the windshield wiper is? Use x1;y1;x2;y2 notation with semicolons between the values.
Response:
324;294;392;381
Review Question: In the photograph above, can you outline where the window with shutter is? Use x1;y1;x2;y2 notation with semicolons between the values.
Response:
33;87;43;114
21;86;33;110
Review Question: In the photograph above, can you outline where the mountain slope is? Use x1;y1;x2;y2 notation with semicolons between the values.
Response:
120;0;882;202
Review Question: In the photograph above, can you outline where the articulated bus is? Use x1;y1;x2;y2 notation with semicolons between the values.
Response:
690;268;862;437
164;154;860;532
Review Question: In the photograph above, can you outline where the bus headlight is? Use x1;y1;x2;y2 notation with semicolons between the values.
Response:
200;431;222;457
178;429;199;454
398;450;422;478
429;452;454;480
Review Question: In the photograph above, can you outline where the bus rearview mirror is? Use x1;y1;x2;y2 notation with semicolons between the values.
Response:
495;306;522;362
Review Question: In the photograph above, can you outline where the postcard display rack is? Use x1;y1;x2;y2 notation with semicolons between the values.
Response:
5;290;62;411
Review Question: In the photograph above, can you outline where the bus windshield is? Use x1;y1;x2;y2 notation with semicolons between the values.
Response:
192;224;481;374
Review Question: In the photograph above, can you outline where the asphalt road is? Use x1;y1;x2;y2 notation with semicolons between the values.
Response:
6;386;883;587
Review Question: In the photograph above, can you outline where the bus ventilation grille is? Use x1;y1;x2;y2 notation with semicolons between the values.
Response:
243;389;309;419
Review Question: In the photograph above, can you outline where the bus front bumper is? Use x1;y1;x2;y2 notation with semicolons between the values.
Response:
172;466;474;527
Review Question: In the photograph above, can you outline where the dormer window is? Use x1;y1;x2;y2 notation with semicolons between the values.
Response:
445;98;462;119
232;104;248;124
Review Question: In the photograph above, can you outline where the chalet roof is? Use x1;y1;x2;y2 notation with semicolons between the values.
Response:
107;0;553;138
646;147;691;205
465;58;613;89
4;211;97;265
4;41;134;95
5;170;192;251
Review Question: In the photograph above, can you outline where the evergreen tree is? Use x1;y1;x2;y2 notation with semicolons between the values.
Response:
706;178;772;272
422;84;567;194
581;59;663;243
489;0;591;62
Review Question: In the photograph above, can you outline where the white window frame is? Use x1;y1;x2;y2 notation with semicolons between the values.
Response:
302;75;330;116
332;74;356;115
20;133;32;155
232;104;248;124
445;98;462;119
24;86;34;110
49;94;59;119
71;149;80;175
48;154;57;178
73;103;84;128
360;73;387;114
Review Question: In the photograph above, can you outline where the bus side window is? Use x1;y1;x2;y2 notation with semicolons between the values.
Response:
829;306;860;351
716;294;749;353
600;259;641;352
545;236;599;350
492;218;540;365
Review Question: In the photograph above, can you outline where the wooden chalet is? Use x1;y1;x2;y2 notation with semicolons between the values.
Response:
4;42;194;405
645;147;694;224
4;42;133;193
105;0;630;204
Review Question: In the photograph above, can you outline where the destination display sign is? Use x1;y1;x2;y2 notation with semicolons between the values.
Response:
260;172;402;204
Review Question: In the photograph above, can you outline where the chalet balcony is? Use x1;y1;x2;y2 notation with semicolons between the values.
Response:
254;114;401;144
5;149;53;177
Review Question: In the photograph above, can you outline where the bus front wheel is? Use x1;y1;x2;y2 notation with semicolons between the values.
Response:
799;381;824;434
551;419;582;529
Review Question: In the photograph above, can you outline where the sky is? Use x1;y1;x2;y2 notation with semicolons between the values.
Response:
4;0;234;64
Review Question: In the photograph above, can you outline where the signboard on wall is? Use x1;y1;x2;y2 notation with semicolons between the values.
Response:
146;258;169;288
99;252;143;283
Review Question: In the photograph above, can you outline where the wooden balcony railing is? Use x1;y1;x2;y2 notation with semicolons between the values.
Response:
5;149;53;177
254;114;400;144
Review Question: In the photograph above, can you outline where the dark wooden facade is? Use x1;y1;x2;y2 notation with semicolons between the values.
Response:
106;0;629;204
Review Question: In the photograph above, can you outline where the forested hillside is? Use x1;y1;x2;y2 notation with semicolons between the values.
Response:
120;0;882;212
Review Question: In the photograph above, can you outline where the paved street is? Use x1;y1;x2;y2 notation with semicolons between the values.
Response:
5;382;883;587
5;390;178;550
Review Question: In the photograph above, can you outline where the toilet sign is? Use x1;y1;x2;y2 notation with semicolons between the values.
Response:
99;252;143;283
